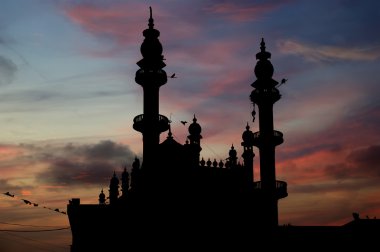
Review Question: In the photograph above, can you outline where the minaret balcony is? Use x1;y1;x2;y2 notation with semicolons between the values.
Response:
135;69;167;87
250;87;281;104
252;130;283;147
133;114;170;133
253;180;288;199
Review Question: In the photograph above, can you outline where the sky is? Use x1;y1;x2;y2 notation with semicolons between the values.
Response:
0;0;379;250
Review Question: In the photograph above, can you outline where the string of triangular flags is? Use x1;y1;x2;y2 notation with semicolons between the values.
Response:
2;192;67;215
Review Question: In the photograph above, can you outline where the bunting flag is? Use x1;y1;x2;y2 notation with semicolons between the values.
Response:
2;192;67;215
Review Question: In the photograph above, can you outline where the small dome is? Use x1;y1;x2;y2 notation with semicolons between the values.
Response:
98;189;106;204
110;172;119;184
229;144;237;158
99;189;105;198
242;123;255;145
188;115;202;135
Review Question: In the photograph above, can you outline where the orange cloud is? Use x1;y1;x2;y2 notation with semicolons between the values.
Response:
21;190;32;196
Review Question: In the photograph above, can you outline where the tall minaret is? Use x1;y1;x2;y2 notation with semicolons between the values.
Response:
250;39;287;228
133;7;170;169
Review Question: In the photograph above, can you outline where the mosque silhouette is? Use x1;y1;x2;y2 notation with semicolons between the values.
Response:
67;8;380;251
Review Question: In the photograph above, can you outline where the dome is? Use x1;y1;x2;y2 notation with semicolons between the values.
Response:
254;60;274;79
110;172;119;184
99;189;105;199
188;115;202;135
229;144;237;158
242;123;254;145
140;35;163;59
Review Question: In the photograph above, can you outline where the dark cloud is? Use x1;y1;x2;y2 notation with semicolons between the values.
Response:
323;163;351;180
322;145;380;180
347;145;380;176
0;55;17;85
35;140;137;186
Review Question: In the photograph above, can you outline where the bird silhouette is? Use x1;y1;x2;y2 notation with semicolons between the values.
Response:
276;78;288;88
180;121;187;125
3;192;15;197
281;78;288;84
169;73;177;78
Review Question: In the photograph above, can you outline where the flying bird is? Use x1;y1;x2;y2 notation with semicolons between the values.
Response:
3;192;15;197
169;73;177;78
180;121;187;126
276;78;288;88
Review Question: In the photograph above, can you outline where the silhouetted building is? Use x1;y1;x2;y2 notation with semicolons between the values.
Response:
67;8;379;251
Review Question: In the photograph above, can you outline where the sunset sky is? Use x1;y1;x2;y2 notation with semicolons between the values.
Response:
1;0;380;251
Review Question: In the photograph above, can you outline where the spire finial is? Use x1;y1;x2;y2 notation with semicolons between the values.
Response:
256;37;271;61
167;123;173;138
148;6;154;29
260;38;266;52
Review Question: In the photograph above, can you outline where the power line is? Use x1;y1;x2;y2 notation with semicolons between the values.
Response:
3;230;70;251
0;227;70;232
0;221;68;228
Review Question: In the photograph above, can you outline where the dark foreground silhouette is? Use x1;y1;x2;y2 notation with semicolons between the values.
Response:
67;7;380;251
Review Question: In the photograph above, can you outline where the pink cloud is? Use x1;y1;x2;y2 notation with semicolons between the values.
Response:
64;3;144;44
0;144;24;160
63;3;201;58
278;39;380;62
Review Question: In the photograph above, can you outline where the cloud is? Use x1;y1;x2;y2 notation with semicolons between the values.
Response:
36;140;137;185
204;1;289;22
62;2;201;58
278;39;380;62
62;2;147;58
0;179;29;194
0;140;136;191
345;145;380;177
0;55;17;85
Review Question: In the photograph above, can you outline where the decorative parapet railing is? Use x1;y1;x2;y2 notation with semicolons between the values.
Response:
253;180;288;199
252;130;283;147
250;87;281;104
198;157;244;169
133;114;170;133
